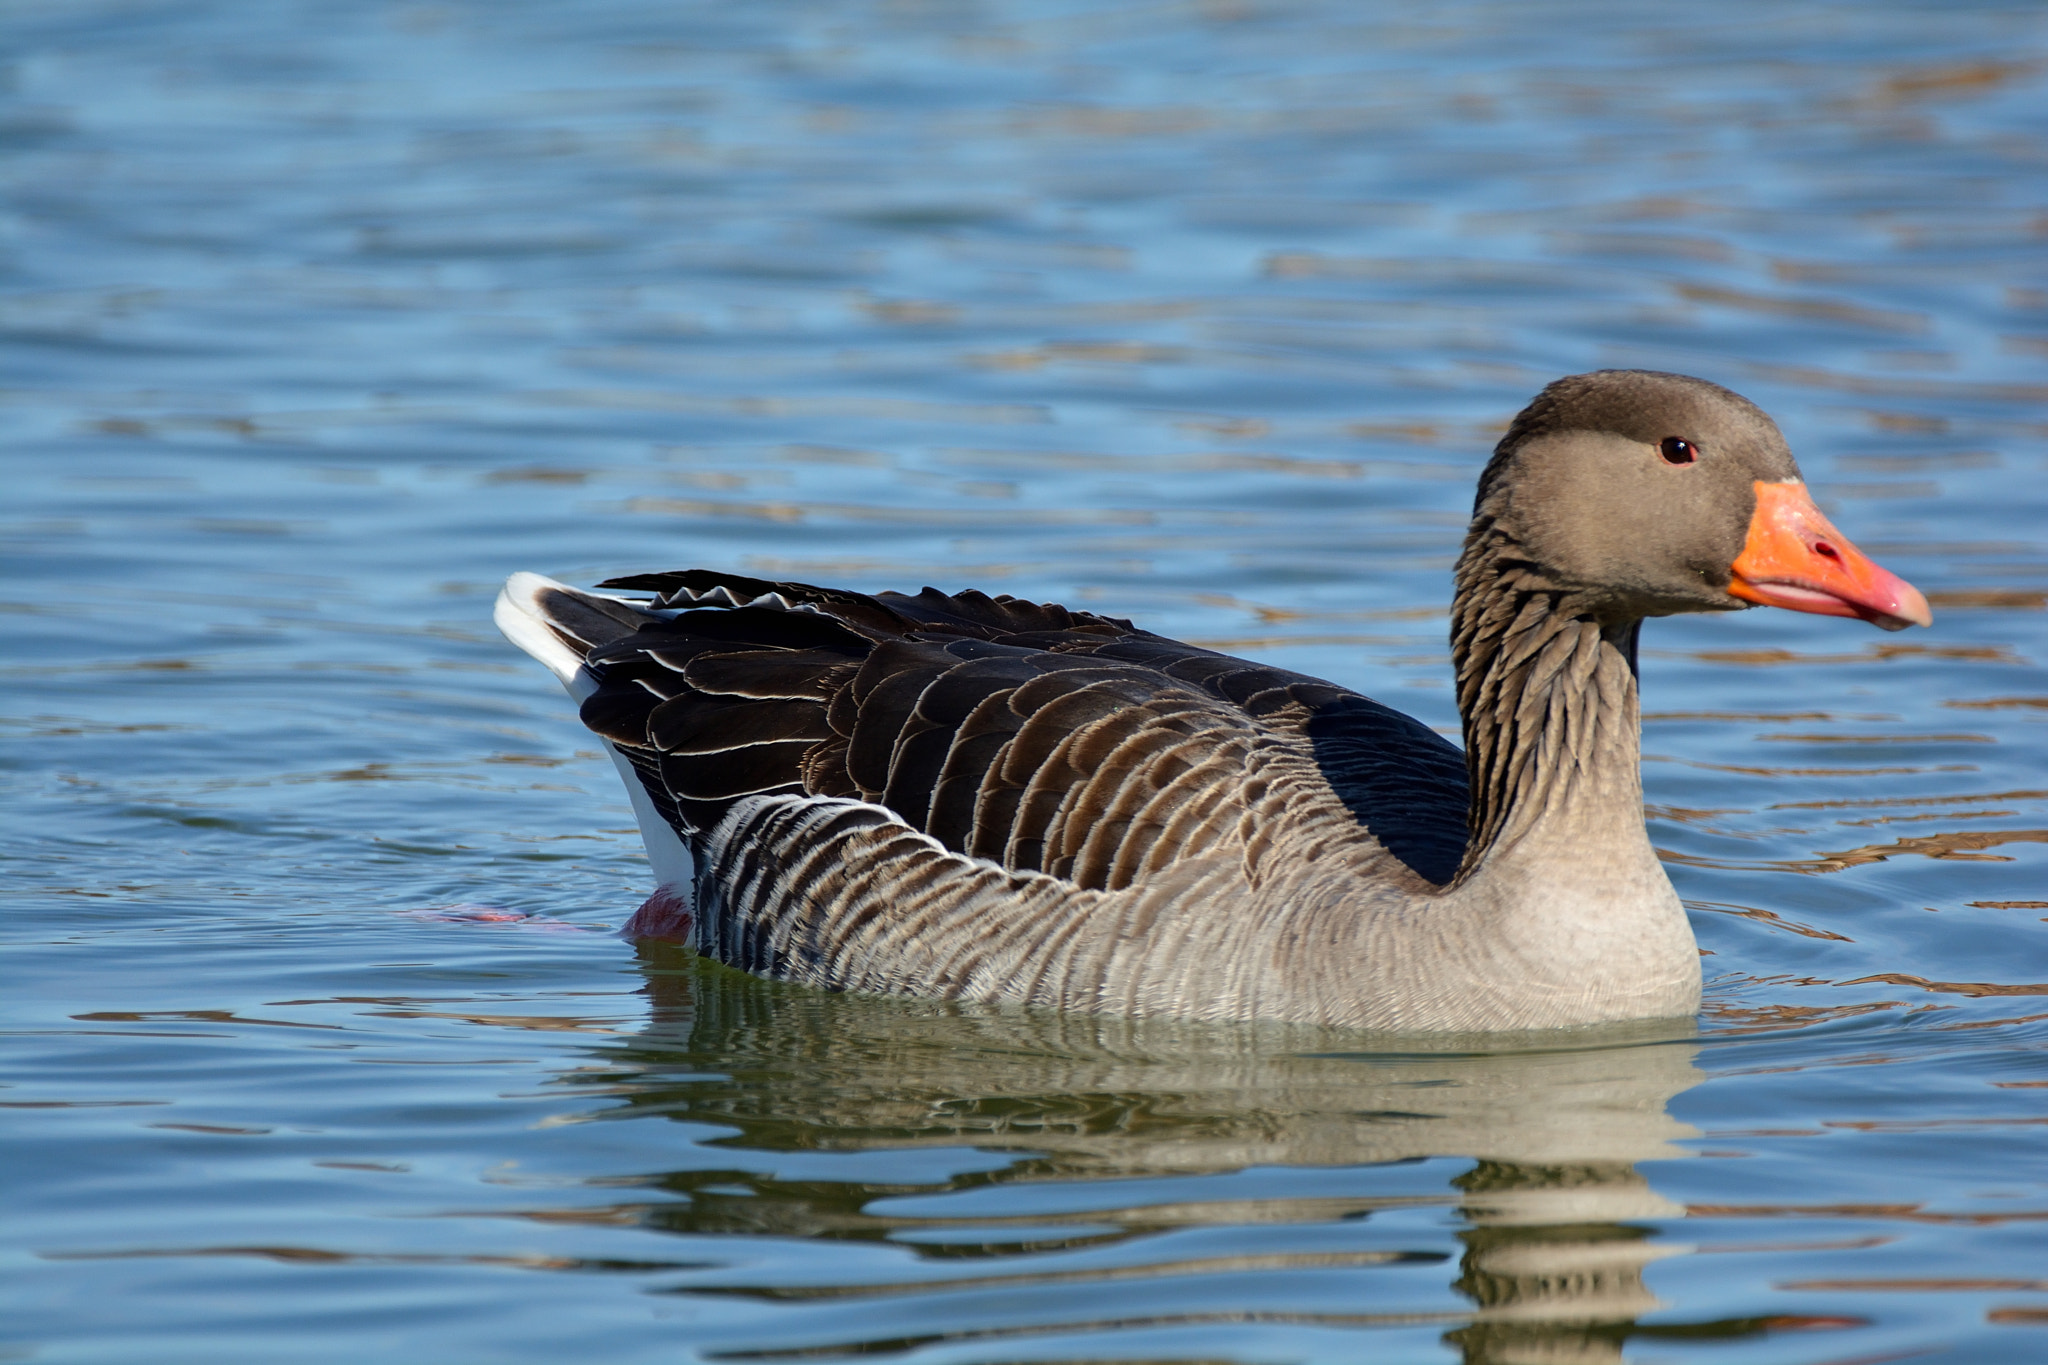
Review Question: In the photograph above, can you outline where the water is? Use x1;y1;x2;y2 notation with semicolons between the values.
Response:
4;1;2046;1360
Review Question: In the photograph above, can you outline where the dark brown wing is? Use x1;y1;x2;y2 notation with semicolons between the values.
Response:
555;570;1469;889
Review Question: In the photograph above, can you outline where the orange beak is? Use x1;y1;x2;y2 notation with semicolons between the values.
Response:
1728;481;1931;631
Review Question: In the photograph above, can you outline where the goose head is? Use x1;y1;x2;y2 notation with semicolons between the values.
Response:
1472;370;1931;631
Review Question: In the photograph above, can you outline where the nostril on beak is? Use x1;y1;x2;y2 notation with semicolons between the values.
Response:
1814;540;1841;561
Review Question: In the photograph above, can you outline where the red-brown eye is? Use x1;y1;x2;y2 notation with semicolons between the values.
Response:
1660;437;1697;465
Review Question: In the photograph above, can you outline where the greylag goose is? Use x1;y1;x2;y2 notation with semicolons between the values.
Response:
496;371;1929;1031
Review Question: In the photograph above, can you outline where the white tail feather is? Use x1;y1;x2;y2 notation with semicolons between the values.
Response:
495;572;696;904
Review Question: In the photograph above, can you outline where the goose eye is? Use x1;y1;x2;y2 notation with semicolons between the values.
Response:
1659;437;1698;465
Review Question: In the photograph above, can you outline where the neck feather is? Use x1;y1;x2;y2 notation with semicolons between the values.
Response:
1450;521;1645;882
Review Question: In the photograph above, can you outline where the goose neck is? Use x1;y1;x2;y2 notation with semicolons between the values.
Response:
1450;532;1648;881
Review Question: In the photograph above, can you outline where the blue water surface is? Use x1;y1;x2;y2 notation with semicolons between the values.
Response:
4;2;2047;1361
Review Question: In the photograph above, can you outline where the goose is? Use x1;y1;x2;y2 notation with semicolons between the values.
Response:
495;370;1929;1031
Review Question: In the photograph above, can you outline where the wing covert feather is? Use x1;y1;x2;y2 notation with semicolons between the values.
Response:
530;572;1470;904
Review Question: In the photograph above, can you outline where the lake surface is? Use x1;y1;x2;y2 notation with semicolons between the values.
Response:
5;2;2047;1361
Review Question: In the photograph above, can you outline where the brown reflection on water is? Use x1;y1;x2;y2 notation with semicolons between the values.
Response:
1836;974;2048;1000
1674;643;2027;667
1659;828;2048;875
46;1244;708;1273
1753;733;1992;745
1693;1207;2048;1230
1927;591;2048;611
1701;999;1910;1037
1650;761;1976;781
1801;829;2048;873
1689;901;1854;943
1674;282;1929;335
1771;789;2048;813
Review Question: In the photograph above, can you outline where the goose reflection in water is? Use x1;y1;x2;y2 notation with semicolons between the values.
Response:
535;945;1832;1364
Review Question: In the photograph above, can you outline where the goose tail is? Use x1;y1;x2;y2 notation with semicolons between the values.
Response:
493;572;697;938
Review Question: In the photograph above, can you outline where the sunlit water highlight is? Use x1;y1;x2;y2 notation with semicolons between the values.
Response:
4;2;2047;1361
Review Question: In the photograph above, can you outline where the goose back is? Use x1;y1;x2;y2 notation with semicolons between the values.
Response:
561;569;1471;892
